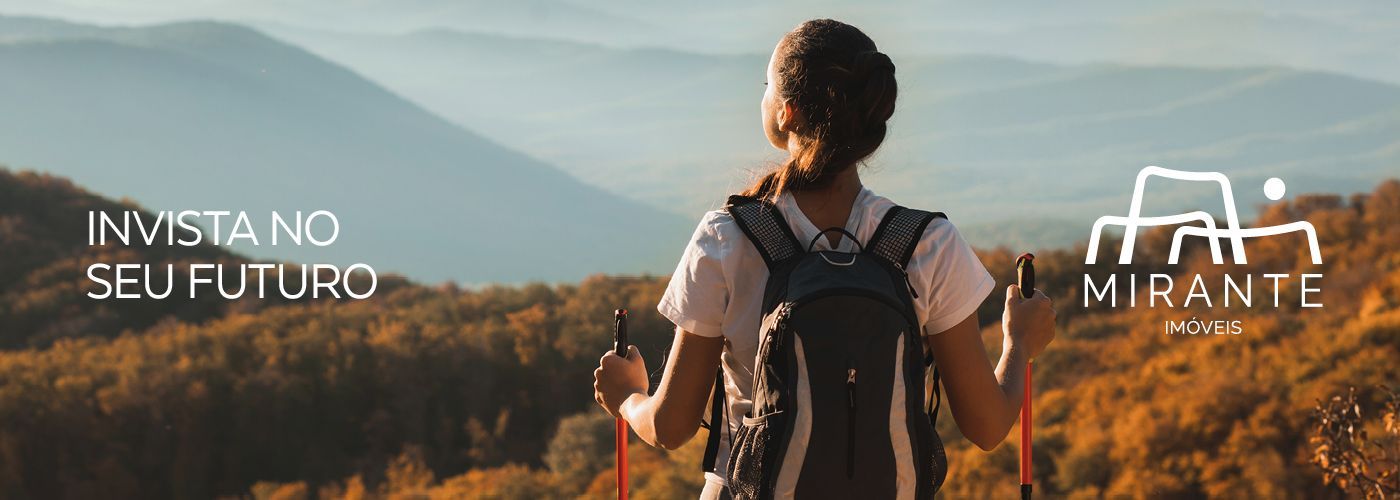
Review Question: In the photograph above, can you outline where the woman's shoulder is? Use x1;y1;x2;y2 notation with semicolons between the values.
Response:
694;208;740;236
920;215;965;247
681;208;747;254
908;210;985;278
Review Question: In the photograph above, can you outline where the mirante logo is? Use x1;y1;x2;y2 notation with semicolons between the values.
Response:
1087;166;1322;266
1082;167;1324;335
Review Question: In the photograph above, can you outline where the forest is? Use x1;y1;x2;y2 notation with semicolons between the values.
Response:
0;168;1397;499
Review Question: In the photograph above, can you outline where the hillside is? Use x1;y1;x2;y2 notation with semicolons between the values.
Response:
0;167;681;497
0;16;689;284
261;26;1400;249
0;167;416;349
940;181;1400;497
0;168;1394;497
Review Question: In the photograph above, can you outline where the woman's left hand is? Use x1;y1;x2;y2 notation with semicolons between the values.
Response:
594;345;649;419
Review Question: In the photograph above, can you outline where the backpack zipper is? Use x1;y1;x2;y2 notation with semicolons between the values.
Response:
895;263;919;299
770;305;792;351
846;359;857;479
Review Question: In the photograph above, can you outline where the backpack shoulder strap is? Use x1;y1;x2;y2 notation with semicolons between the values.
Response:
866;205;946;269
723;194;803;269
700;369;727;473
870;205;949;427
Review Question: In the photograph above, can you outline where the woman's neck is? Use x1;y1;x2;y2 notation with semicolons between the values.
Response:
791;168;863;240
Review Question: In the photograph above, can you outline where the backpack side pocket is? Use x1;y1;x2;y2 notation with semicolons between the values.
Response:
726;410;787;500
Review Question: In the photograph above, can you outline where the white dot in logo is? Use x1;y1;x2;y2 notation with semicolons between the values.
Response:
1263;177;1286;200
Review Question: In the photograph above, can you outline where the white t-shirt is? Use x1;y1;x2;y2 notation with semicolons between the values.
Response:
656;186;996;485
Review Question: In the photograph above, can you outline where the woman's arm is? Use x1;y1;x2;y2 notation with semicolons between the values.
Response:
595;327;724;450
927;284;1055;451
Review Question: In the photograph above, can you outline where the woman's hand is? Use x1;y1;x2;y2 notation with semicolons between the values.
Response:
927;286;1056;451
1002;284;1056;360
594;345;649;419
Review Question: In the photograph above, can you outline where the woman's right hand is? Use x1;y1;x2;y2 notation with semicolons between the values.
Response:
1002;284;1056;360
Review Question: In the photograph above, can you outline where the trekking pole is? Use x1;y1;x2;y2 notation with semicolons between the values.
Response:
1015;254;1035;500
613;309;629;500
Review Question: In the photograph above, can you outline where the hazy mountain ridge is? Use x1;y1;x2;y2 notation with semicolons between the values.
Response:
0;16;689;283
4;10;1397;274
0;0;663;45
257;25;1400;249
9;1;1394;82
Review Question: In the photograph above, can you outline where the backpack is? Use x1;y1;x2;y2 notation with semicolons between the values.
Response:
700;194;949;500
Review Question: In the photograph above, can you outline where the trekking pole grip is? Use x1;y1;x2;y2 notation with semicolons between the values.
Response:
1016;253;1035;300
1015;254;1034;500
612;309;629;500
613;309;629;355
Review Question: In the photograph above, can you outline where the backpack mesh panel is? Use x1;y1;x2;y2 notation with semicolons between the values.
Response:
729;202;799;262
928;432;948;492
872;208;932;265
727;416;781;499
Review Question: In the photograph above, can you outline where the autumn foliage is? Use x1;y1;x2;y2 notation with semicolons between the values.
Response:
0;168;1396;499
1309;386;1400;499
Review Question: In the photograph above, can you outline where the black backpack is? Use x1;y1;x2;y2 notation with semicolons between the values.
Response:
701;194;949;499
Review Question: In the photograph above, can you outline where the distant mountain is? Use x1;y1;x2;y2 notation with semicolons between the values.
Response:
0;0;664;46
5;2;1397;86
614;4;1400;84
899;7;1400;85
262;25;781;211
261;26;1400;249
0;16;689;283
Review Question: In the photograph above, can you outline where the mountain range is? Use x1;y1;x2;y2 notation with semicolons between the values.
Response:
5;2;1397;84
3;10;1399;278
0;15;688;283
265;24;1400;250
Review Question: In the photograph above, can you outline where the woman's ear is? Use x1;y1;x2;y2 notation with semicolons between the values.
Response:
777;99;801;133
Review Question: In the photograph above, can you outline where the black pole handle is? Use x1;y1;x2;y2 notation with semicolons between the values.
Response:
1016;253;1035;299
613;309;629;356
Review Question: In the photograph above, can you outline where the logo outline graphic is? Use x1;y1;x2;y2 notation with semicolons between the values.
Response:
1086;166;1322;266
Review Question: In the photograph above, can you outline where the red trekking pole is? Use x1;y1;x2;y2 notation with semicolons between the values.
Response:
612;309;629;500
1015;254;1035;500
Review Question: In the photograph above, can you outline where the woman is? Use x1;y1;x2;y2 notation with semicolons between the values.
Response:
594;19;1056;499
